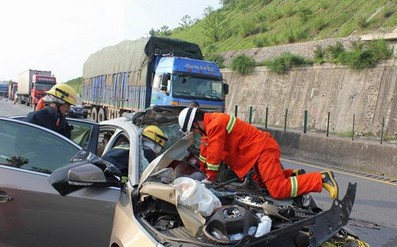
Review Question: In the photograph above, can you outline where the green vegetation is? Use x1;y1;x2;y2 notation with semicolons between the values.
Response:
314;39;393;69
383;135;397;142
333;131;354;138
230;55;256;75
264;53;313;74
65;77;83;95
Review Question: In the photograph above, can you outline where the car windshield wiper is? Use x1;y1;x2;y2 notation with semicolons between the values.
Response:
30;166;52;174
204;95;222;100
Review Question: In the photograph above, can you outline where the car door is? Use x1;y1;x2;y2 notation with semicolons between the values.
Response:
0;117;120;247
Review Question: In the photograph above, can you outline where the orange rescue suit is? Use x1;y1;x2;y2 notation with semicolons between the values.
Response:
35;98;46;111
199;113;323;199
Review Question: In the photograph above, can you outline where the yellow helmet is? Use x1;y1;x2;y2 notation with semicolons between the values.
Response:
142;125;168;147
46;83;78;105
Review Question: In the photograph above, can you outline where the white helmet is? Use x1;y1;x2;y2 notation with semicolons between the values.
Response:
178;107;198;133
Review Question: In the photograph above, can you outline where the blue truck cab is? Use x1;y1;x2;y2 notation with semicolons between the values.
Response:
0;82;9;97
151;57;228;112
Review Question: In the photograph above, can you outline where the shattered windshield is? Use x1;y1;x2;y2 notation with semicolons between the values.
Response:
171;74;223;101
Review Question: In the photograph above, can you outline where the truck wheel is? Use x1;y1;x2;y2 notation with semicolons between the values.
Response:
91;107;98;123
98;107;106;122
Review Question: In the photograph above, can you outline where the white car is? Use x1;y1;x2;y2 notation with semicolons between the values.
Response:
0;106;367;247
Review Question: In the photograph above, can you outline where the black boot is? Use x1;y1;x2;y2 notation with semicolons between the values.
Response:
321;171;339;199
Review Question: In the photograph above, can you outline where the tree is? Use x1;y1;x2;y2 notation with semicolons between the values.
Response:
219;0;238;8
159;26;171;36
203;6;214;18
179;15;194;28
149;28;156;36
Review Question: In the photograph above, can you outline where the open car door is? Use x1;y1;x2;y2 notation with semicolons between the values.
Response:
0;117;118;247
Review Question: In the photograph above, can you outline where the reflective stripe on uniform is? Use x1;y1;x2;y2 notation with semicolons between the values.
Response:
206;162;220;171
199;154;206;163
226;116;236;134
290;176;298;197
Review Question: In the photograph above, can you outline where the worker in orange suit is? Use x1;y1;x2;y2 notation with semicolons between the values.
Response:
178;107;339;200
35;97;47;111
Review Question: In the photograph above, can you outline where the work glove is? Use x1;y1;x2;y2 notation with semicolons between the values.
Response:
291;169;306;176
201;178;212;184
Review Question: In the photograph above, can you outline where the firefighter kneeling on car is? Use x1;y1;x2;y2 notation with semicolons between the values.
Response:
178;107;339;200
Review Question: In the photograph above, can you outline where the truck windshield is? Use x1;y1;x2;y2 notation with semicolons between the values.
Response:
172;74;223;101
35;82;55;91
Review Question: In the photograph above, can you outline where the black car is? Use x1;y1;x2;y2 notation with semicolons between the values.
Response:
68;105;88;118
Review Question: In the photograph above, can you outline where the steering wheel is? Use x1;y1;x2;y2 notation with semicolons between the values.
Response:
204;90;218;97
202;205;260;244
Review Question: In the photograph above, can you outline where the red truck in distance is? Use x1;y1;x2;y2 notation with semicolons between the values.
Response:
16;69;57;109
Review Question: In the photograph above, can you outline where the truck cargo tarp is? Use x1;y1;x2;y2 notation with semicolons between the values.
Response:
83;37;203;82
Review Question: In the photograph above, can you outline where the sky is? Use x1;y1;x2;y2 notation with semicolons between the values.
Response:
0;0;220;83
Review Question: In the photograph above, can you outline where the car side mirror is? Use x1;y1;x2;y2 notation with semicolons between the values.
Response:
68;163;107;186
223;83;229;95
49;161;111;196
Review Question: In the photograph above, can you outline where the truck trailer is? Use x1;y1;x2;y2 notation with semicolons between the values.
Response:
82;36;228;122
17;69;57;108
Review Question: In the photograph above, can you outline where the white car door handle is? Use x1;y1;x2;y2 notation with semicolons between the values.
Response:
0;190;12;203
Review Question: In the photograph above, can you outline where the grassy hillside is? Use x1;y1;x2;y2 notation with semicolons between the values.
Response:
170;0;397;58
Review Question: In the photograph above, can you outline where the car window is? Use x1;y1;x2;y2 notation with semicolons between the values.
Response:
70;121;95;149
97;131;114;156
0;119;80;174
8;116;99;154
112;134;129;148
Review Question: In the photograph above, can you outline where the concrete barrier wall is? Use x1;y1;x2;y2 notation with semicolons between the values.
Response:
220;35;397;178
222;61;397;137
262;127;397;179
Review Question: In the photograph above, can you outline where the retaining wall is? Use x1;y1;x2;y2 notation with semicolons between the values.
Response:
263;127;397;179
222;61;397;136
